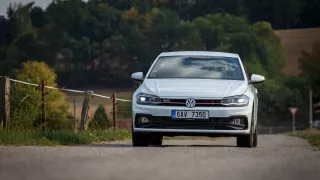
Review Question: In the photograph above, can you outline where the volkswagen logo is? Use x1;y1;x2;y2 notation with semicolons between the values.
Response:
185;98;196;108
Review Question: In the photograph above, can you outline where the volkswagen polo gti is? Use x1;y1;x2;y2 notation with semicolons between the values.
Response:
131;51;265;147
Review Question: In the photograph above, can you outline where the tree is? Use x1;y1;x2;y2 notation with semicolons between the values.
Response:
299;42;320;99
30;6;48;28
172;13;284;79
89;104;111;129
0;2;52;77
2;0;320;87
247;0;302;29
11;61;70;130
298;0;320;28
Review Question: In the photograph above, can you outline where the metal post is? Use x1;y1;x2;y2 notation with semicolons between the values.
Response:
293;115;296;133
112;93;117;130
73;96;77;133
309;88;313;129
41;80;46;131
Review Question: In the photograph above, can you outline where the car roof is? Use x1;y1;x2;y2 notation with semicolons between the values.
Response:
159;51;239;58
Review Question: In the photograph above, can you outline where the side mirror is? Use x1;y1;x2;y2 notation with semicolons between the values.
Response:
250;74;265;84
131;72;144;82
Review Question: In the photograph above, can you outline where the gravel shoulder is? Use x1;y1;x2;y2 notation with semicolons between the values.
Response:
0;135;319;180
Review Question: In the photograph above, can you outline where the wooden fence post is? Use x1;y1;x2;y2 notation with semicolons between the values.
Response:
80;90;94;131
41;80;46;131
0;76;10;129
112;93;117;130
73;96;77;133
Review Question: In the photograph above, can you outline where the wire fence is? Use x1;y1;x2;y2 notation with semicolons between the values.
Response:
4;76;133;131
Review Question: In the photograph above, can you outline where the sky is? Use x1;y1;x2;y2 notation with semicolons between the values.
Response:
0;0;52;15
0;0;89;16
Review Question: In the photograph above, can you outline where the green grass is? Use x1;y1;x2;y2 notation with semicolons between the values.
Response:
0;129;131;146
288;129;320;149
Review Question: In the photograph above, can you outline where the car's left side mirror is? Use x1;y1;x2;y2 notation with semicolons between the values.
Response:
131;72;144;83
250;74;265;84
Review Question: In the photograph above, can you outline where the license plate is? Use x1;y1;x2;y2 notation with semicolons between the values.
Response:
171;110;209;120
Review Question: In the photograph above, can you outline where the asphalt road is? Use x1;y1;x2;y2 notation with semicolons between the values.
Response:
1;135;319;180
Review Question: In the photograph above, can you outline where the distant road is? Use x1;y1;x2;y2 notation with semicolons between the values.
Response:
1;135;319;180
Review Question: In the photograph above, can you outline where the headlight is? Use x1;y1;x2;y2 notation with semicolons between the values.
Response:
221;94;249;107
136;93;161;105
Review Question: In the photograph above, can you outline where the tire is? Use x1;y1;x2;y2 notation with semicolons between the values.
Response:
237;113;255;148
253;126;258;147
149;134;163;146
132;121;149;147
132;131;150;147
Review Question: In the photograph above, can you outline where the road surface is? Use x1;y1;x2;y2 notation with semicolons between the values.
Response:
0;135;319;180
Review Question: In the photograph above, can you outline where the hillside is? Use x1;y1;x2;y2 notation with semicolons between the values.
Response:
275;28;320;75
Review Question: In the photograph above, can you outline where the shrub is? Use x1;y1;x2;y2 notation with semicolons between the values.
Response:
10;61;70;130
89;104;111;129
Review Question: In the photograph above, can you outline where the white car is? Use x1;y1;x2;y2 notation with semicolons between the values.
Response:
131;51;265;147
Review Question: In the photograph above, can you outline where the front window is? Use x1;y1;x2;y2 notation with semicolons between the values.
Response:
147;56;245;80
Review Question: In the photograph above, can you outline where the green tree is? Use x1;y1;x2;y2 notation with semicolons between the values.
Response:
89;104;111;129
299;42;320;100
11;61;70;130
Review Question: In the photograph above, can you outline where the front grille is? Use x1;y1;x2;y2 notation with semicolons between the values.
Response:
159;99;223;107
135;115;248;130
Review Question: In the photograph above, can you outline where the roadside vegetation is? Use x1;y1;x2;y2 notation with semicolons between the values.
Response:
0;61;130;146
0;129;131;146
288;130;320;149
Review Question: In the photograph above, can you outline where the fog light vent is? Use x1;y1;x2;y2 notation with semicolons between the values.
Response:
139;116;150;123
230;118;245;125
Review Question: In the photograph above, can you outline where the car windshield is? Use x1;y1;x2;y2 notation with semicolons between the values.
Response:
147;56;244;80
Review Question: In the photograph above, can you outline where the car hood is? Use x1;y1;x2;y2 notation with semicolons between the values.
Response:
140;79;248;99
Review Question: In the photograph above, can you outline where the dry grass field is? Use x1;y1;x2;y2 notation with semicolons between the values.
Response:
275;28;320;75
64;89;133;121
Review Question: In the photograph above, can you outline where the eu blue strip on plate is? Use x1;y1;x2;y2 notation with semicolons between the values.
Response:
171;110;176;118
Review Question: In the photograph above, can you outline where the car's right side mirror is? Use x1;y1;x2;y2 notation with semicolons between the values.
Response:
250;74;265;84
131;72;144;83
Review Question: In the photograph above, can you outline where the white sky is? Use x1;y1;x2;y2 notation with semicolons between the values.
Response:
0;0;52;15
0;0;88;16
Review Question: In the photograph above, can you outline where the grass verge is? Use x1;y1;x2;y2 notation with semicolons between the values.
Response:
288;129;320;149
0;129;131;146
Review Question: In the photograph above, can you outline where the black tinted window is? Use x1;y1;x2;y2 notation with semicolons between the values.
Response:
147;56;244;80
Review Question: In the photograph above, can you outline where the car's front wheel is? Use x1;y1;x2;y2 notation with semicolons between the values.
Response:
237;115;255;148
253;126;258;147
132;131;150;147
149;134;163;146
132;121;149;146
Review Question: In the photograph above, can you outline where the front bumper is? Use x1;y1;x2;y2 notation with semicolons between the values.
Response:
132;104;253;135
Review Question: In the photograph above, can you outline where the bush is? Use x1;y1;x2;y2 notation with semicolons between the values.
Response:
89;104;111;129
10;61;70;130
